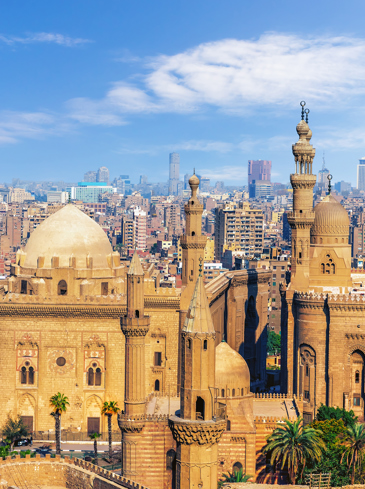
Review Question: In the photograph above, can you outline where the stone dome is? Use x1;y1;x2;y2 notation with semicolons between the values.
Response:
215;341;250;397
189;173;200;187
311;194;349;243
23;205;113;269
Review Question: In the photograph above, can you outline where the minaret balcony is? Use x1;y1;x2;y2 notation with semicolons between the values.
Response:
169;415;226;446
180;235;207;249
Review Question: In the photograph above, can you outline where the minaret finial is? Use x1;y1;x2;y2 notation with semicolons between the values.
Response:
327;173;332;195
305;108;310;124
193;168;195;175
300;101;306;120
198;256;203;277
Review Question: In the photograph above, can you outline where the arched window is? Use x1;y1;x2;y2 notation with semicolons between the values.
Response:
28;367;34;385
232;389;235;397
166;449;176;470
196;396;205;420
20;366;27;384
192;231;195;236
321;263;325;273
355;370;360;384
154;379;160;391
233;462;243;474
88;368;95;386
135;310;140;318
227;419;231;431
221;389;225;397
227;388;230;397
331;263;335;274
203;340;207;350
58;280;67;296
325;263;330;274
95;368;102;386
187;338;191;349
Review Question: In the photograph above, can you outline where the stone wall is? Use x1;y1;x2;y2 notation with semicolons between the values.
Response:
0;454;149;489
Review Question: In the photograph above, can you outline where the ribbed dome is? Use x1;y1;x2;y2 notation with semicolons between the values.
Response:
23;205;113;269
215;341;250;397
311;194;349;241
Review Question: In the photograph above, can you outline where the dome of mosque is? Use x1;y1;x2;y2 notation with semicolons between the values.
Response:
189;173;200;187
215;341;250;397
311;194;349;242
23;204;113;269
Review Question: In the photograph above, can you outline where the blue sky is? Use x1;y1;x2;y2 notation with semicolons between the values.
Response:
1;0;365;186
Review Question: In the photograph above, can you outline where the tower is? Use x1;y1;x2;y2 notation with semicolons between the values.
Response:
169;152;180;195
287;102;316;291
169;272;226;489
119;252;150;477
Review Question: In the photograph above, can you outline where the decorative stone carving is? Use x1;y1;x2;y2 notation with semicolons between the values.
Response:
48;349;75;375
169;416;226;446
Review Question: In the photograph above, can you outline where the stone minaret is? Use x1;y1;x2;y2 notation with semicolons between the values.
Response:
119;252;149;477
170;271;226;489
179;172;207;391
287;102;316;291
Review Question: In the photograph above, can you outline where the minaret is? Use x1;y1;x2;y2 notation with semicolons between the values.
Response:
170;266;226;489
179;172;207;391
119;252;150;477
287;102;316;290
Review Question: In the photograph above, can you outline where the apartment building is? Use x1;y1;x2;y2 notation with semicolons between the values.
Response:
215;202;264;261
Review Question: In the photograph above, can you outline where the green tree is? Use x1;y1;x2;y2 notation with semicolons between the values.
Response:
340;422;365;484
101;401;120;462
301;418;350;487
1;414;29;451
316;404;357;427
49;393;69;456
263;417;325;484
267;330;281;355
89;432;102;465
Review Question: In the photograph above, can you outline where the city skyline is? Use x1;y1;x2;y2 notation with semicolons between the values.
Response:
2;1;365;185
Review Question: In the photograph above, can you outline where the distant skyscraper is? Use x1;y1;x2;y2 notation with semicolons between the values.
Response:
169;153;180;195
97;166;109;184
248;160;271;185
184;173;192;190
317;155;329;190
84;171;97;182
358;158;365;191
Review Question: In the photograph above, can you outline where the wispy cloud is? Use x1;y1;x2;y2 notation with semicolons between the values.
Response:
0;111;69;144
117;139;235;155
196;165;247;182
67;33;365;124
0;32;91;47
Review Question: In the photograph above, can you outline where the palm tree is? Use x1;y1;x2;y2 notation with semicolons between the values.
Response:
49;393;69;455
89;432;102;465
101;401;120;462
263;417;325;484
340;422;365;484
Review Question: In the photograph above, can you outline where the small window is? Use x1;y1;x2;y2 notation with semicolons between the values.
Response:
58;280;67;296
221;389;225;397
21;280;27;295
28;367;34;385
355;371;360;384
56;357;66;367
306;364;309;377
154;352;162;367
187;338;191;349
272;282;276;286
241;388;244;396
353;395;361;406
299;252;302;259
155;379;160;391
227;419;231;431
135;310;140;318
192;231;195;236
166;449;176;471
101;282;108;295
232;389;235;397
203;339;207;350
304;390;310;400
95;368;102;386
20;366;27;384
88;368;95;386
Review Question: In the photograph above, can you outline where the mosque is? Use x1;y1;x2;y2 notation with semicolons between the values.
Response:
281;104;365;424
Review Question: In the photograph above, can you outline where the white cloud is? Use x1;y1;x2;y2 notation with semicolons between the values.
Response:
0;32;91;47
196;165;247;182
0;111;69;144
66;33;365;125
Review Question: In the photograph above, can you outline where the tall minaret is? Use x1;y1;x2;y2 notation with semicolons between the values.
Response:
119;252;149;477
179;172;207;391
287;101;316;290
170;268;226;489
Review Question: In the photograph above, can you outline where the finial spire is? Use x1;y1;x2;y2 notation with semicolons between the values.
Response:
300;101;306;120
327;173;332;195
193;168;195;175
305;108;310;124
198;256;203;277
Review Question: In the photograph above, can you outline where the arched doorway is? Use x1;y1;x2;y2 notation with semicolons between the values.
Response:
233;461;243;474
58;280;67;296
351;350;365;418
196;396;205;420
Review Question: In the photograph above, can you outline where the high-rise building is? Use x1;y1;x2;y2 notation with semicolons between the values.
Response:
214;202;264;261
97;166;110;184
248;160;271;185
84;171;97;182
334;181;351;194
67;182;115;203
249;180;273;198
134;207;147;250
200;177;210;192
357;158;365;191
317;156;329;190
168;153;180;195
